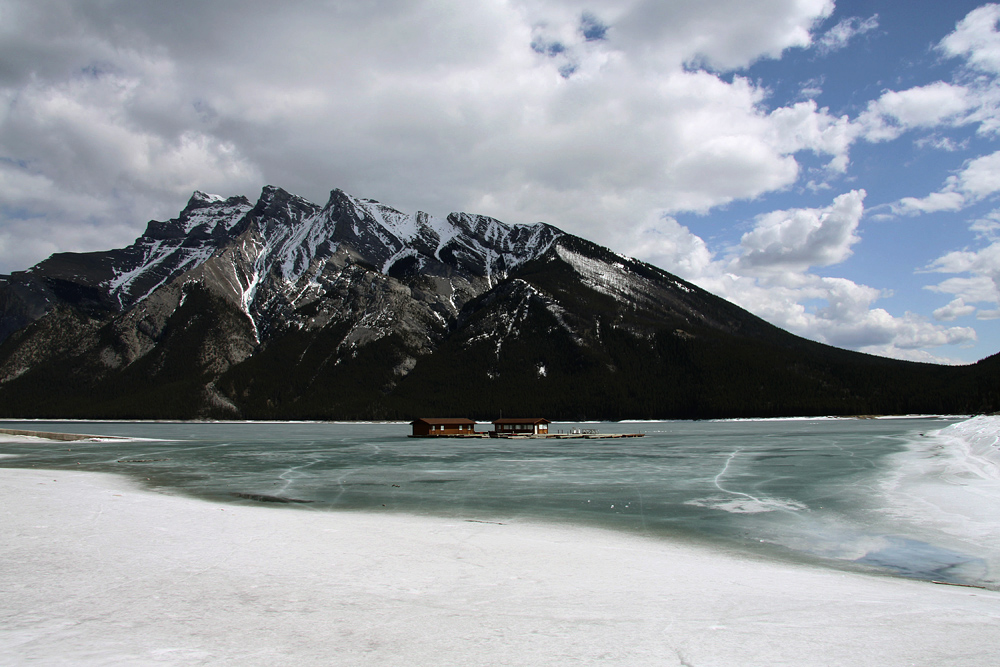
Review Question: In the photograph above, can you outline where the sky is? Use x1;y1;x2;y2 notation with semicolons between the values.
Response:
2;1;1000;364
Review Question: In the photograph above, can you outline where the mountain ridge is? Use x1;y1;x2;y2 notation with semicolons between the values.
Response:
0;185;996;420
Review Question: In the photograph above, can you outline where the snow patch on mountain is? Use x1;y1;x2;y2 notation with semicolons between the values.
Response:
107;244;219;308
103;197;253;307
327;191;561;282
177;198;252;236
556;245;665;309
191;191;226;204
354;197;418;242
272;214;331;284
382;247;422;274
544;300;585;346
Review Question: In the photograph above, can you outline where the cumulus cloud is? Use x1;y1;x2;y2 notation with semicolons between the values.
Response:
625;214;716;279
806;277;975;351
735;190;865;273
879;6;1000;223
952;149;1000;199
699;270;978;361
767;100;854;172
914;134;969;152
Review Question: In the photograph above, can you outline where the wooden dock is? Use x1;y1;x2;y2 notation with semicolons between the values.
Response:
540;432;644;439
497;432;644;439
410;431;644;439
408;417;644;439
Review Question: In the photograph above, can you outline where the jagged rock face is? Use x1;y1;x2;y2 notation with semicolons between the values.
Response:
0;185;562;344
0;192;254;342
0;185;570;417
0;185;995;420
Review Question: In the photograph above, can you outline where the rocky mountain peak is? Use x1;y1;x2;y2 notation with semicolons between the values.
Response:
142;192;253;242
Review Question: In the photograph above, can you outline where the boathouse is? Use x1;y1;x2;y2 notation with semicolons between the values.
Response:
410;418;478;437
492;418;551;436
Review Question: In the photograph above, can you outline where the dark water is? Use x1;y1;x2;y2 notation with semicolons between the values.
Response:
1;417;993;587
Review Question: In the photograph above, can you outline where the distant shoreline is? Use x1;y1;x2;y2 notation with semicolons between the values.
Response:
0;414;973;426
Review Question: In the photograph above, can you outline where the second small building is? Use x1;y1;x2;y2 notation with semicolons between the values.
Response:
492;418;551;436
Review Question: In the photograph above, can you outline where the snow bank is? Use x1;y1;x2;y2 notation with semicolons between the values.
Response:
2;468;999;666
876;415;1000;585
939;415;1000;478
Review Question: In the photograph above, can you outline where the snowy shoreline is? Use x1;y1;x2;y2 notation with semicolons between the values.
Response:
870;416;1000;586
2;466;999;665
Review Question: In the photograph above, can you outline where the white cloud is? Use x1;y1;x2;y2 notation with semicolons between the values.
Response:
894;191;966;216
719;272;976;356
937;4;1000;138
735;190;865;273
925;240;1000;321
939;3;1000;74
816;14;879;55
767;100;854;172
0;54;258;216
827;5;1000;157
625;214;715;279
914;134;969;152
893;149;1000;216
857;82;972;142
953;149;1000;199
971;209;1000;238
929;276;998;303
927;242;1000;278
934;298;977;322
600;0;834;71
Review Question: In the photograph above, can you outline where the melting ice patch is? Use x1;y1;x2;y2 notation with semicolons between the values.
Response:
686;448;808;514
685;495;807;514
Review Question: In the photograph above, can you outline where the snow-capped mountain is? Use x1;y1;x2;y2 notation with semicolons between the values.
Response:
0;186;559;338
0;186;995;420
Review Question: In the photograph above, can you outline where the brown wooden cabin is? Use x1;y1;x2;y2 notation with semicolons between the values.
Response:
411;417;478;437
492;418;551;436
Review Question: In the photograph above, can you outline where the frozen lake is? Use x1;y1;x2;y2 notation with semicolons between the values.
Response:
1;416;997;588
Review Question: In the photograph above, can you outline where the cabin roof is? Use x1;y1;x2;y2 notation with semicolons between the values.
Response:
492;417;551;425
410;417;477;426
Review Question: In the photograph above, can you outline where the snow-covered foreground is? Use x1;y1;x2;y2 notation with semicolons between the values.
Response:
2;467;998;666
